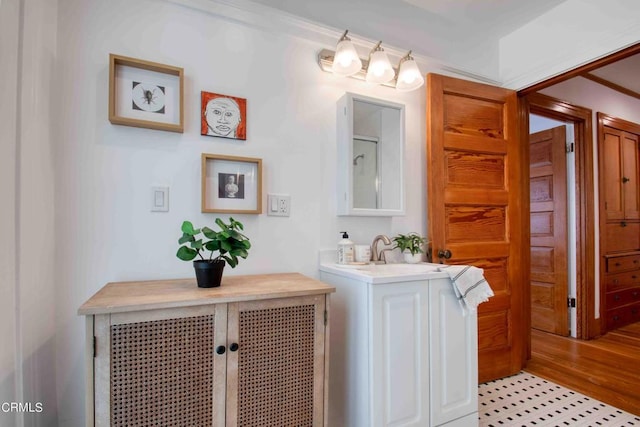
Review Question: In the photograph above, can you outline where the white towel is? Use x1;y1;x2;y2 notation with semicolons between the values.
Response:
438;265;494;313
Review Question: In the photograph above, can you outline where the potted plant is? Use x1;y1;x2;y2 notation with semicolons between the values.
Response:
176;217;251;288
392;232;426;264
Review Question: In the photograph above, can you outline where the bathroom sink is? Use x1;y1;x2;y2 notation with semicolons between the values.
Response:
365;263;440;274
322;262;446;284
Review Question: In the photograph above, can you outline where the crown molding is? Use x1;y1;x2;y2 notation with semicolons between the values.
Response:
502;22;640;91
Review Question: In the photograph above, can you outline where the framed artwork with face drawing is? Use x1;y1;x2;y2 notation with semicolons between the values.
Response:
202;153;262;214
108;54;184;133
201;91;247;140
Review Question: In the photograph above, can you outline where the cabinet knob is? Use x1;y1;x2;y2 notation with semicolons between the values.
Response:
621;221;627;227
613;315;620;321
437;249;452;260
622;177;630;183
632;276;637;280
614;294;621;301
229;343;239;352
216;345;226;355
633;291;639;298
614;279;619;284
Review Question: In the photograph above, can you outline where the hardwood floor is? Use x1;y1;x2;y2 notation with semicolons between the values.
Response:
526;322;640;416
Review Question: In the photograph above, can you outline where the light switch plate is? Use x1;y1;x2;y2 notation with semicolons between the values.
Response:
267;194;290;217
151;186;169;212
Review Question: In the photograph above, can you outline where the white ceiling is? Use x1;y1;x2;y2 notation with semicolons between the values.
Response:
589;54;640;95
401;0;566;37
248;0;567;54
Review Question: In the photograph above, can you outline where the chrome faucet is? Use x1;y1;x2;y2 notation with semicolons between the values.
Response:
371;235;392;263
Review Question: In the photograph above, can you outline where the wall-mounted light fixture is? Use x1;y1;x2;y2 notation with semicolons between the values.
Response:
318;30;424;92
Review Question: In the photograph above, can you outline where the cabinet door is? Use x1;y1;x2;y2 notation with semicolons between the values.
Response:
94;305;226;427
602;126;624;220
622;131;640;220
370;282;430;427
428;278;478;426
225;295;327;427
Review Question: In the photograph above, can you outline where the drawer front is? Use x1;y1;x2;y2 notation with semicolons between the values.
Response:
606;303;640;331
606;253;640;273
605;270;640;291
606;287;640;310
606;222;640;254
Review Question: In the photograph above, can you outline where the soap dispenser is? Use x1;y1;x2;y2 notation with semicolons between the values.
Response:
337;231;355;264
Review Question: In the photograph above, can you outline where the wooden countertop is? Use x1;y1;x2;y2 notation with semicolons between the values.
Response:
78;272;335;315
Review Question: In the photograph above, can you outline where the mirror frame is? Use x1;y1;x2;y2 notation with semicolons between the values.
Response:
336;92;405;216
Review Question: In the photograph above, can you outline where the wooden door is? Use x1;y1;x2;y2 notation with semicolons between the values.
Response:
427;73;526;383
529;126;569;335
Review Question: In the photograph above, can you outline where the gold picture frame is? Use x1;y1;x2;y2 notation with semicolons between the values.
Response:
201;154;263;214
108;54;184;133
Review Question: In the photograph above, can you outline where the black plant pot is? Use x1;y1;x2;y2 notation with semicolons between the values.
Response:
193;260;225;288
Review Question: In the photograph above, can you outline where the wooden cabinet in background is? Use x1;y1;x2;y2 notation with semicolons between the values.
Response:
78;273;334;427
599;113;640;332
601;126;640;221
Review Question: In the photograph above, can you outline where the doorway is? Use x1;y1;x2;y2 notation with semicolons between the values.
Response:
529;116;575;337
521;93;596;340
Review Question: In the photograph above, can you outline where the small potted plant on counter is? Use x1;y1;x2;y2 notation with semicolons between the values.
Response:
392;232;426;264
176;217;251;288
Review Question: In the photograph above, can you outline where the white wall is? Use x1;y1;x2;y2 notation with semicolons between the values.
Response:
0;0;20;425
54;0;432;424
1;0;59;426
499;0;640;89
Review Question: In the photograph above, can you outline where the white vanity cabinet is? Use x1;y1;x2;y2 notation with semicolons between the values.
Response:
319;265;478;427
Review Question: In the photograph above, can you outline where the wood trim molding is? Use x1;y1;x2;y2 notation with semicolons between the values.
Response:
598;112;640;135
521;93;597;339
582;73;640;101
519;43;640;96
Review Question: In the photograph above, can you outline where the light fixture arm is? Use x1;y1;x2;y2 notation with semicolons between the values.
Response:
398;50;413;68
368;41;383;59
338;29;350;42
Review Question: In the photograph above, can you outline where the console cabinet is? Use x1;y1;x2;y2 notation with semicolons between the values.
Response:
79;273;334;427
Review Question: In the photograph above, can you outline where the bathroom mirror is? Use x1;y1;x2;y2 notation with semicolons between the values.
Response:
337;93;405;216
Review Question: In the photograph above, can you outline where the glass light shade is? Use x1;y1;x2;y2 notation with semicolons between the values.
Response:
332;39;362;77
366;49;395;84
396;57;424;91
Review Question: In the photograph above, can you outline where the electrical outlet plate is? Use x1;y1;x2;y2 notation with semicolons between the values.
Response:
267;194;290;217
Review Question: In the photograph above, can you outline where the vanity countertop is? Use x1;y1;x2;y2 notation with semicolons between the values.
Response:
319;262;449;284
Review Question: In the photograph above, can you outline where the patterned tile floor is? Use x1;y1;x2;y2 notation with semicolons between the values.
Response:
479;372;640;426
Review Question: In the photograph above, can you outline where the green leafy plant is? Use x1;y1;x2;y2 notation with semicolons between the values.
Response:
392;232;426;256
176;217;251;267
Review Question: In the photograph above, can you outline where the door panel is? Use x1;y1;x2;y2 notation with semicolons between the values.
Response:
529;126;569;335
622;132;640;219
427;74;526;383
603;128;624;220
